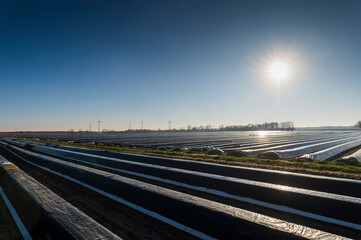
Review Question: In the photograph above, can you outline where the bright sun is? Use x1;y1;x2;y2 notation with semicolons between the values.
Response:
267;60;289;82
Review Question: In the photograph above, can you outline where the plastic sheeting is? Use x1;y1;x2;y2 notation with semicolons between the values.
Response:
6;143;360;229
2;139;27;147
263;136;361;158
343;148;361;162
14;140;360;198
241;136;356;156
302;138;361;160
0;156;121;240
3;144;356;239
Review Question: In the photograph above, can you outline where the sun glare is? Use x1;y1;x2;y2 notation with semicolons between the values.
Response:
257;131;267;138
267;60;289;82
258;49;300;89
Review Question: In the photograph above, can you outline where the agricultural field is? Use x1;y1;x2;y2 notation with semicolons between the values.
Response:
0;137;361;239
4;130;361;161
2;1;361;239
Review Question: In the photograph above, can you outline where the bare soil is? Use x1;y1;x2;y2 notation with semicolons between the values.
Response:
0;195;23;240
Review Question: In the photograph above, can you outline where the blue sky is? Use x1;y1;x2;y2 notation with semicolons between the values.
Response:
1;0;360;131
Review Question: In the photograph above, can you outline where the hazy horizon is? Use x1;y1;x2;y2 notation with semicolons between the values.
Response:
0;124;359;133
1;0;361;131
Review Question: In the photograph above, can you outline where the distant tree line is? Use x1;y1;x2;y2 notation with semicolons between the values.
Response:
173;121;295;132
69;121;295;134
356;121;361;129
219;121;295;131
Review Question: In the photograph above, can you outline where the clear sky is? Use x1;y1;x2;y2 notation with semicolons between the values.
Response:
1;0;360;131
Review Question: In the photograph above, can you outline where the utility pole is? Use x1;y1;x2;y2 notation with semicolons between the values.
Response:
129;122;131;131
168;121;172;131
140;120;143;130
89;122;92;132
98;119;102;132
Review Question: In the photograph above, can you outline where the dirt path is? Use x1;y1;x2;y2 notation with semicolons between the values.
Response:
0;195;23;240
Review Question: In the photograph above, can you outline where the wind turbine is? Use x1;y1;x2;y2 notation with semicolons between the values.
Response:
98;119;102;132
168;120;173;131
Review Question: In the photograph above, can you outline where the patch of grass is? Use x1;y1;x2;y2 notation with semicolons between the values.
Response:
207;149;224;155
227;150;247;157
8;137;361;176
256;152;280;160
